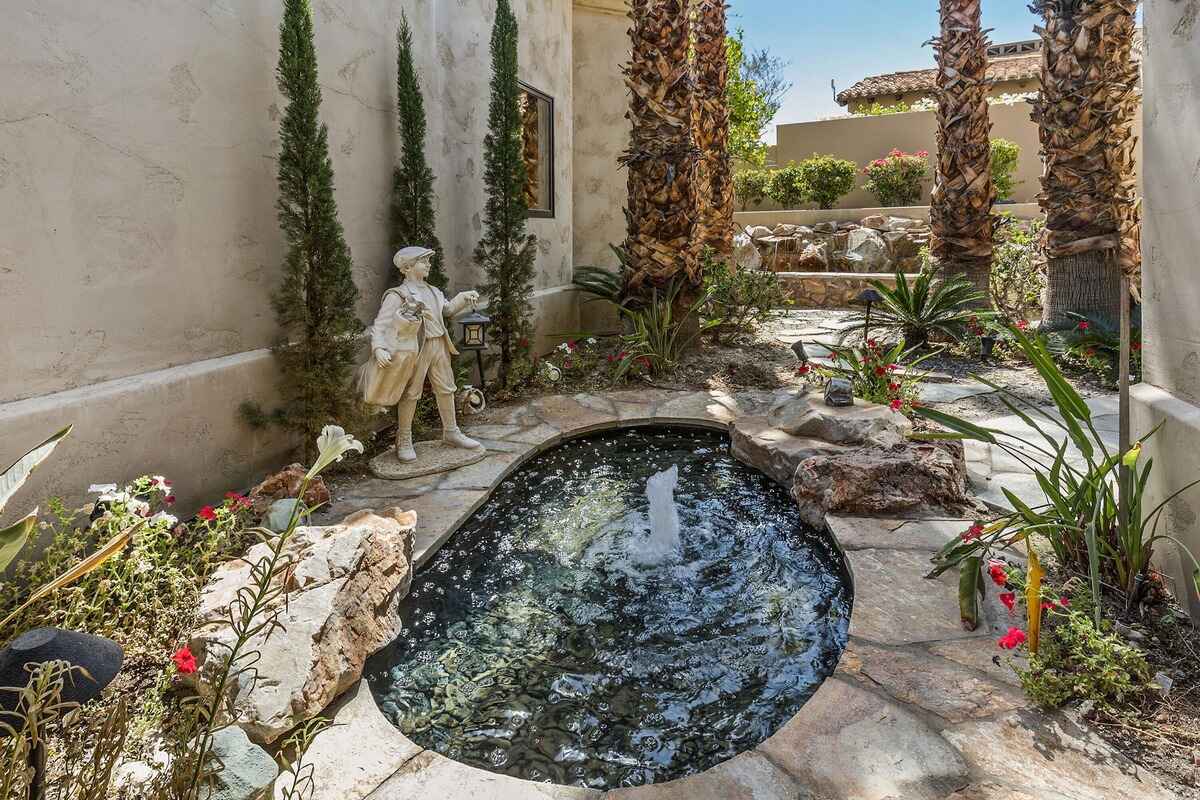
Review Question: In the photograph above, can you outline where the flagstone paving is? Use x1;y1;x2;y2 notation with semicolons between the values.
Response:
295;389;1176;800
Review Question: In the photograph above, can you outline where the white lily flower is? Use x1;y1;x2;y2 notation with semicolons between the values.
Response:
307;425;365;478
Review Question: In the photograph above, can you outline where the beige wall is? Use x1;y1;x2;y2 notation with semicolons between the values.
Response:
771;102;1143;210
1131;0;1200;619
0;0;577;515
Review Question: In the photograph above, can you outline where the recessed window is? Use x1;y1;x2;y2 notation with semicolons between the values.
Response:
519;82;554;219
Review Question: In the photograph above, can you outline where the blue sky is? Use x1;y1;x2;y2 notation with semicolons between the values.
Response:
730;1;1044;136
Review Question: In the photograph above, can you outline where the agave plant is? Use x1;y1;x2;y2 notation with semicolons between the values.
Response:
839;266;990;349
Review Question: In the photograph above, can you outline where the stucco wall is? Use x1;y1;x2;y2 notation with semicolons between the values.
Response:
1131;0;1200;619
768;102;1144;210
0;0;576;515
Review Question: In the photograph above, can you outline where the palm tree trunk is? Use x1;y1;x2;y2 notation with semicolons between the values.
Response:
692;0;733;259
1032;0;1141;329
929;0;996;305
620;0;699;296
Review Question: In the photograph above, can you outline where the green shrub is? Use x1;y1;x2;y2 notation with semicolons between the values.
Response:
852;101;913;116
862;149;930;207
990;138;1022;201
701;251;787;343
795;154;857;209
838;260;990;349
1018;609;1151;711
733;168;772;210
766;162;807;209
1047;313;1143;387
990;215;1045;325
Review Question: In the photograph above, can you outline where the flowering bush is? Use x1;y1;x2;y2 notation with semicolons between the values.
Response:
990;215;1045;326
862;149;929;207
0;476;254;648
817;339;932;414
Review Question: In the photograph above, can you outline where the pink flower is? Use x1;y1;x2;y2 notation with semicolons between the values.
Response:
1077;321;1090;331
224;492;252;510
567;340;578;351
889;398;903;412
988;560;1008;587
1059;596;1071;607
961;522;985;542
887;363;898;372
867;338;878;349
164;495;176;506
1015;319;1029;330
173;646;198;675
198;505;217;522
916;150;929;158
998;628;1027;650
1041;601;1055;611
1000;592;1017;612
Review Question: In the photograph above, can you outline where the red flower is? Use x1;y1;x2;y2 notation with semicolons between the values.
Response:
887;363;898;372
867;338;878;349
638;356;652;370
164;495;176;506
1015;319;1029;331
1077;321;1090;331
916;150;929;158
198;505;217;522
797;364;811;376
961;522;985;542
988;560;1008;587
889;398;903;412
1131;341;1142;351
567;340;577;351
998;628;1027;650
563;359;574;370
875;365;887;376
1040;601;1055;611
888;382;900;392
224;492;252;510
1000;592;1017;612
172;646;198;675
1059;596;1070;607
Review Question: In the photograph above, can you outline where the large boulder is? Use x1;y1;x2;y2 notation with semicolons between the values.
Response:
860;214;889;230
189;508;417;743
732;232;762;270
766;391;912;444
748;225;774;240
795;243;829;271
201;727;278;800
792;439;970;527
838;228;891;273
248;463;331;516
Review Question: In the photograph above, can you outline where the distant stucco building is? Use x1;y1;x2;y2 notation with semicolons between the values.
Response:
0;0;633;515
836;39;1043;113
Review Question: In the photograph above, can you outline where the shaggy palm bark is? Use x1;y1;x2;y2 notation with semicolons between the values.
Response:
929;0;996;304
1031;0;1141;329
692;0;734;258
620;0;700;295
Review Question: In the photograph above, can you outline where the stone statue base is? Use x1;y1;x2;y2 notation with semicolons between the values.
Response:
369;441;487;481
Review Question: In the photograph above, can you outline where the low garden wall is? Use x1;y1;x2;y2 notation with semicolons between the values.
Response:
777;272;898;309
734;202;1042;228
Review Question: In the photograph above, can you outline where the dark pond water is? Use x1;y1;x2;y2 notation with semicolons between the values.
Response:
365;427;851;790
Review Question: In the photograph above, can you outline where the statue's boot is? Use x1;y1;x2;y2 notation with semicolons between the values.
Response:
437;392;481;450
396;399;418;462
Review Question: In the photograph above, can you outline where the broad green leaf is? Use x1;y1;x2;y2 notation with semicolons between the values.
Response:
0;426;72;516
0;511;37;573
1002;489;1044;525
912;406;998;443
959;557;983;631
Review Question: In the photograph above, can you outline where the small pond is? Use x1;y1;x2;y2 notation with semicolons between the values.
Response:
365;427;852;790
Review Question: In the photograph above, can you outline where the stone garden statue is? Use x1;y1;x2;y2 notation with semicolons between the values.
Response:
358;247;484;463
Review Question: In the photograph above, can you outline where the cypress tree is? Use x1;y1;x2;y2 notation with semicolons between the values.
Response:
272;0;362;456
392;12;447;291
475;0;537;388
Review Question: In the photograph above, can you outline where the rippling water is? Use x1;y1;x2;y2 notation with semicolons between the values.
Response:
365;427;852;790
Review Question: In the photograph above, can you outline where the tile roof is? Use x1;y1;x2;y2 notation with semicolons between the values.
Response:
836;53;1042;106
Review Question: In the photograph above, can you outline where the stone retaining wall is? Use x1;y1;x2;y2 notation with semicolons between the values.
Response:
777;273;898;309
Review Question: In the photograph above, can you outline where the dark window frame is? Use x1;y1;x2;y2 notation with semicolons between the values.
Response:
519;81;555;219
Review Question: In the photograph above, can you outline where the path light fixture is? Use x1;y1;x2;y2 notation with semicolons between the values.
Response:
457;309;492;388
980;334;997;360
0;628;124;800
855;287;884;343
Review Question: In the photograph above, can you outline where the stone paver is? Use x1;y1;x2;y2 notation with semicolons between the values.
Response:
839;640;1028;723
918;379;997;405
942;711;1179;800
846;548;1007;645
926;638;1027;688
827;515;968;552
756;677;970;800
606;752;813;800
366;751;601;800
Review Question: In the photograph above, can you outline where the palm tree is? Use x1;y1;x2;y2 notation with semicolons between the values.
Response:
692;0;733;257
620;0;699;294
929;0;996;303
1031;0;1141;329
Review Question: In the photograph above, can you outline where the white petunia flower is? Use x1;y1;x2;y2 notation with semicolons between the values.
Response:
89;484;118;494
151;512;179;527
